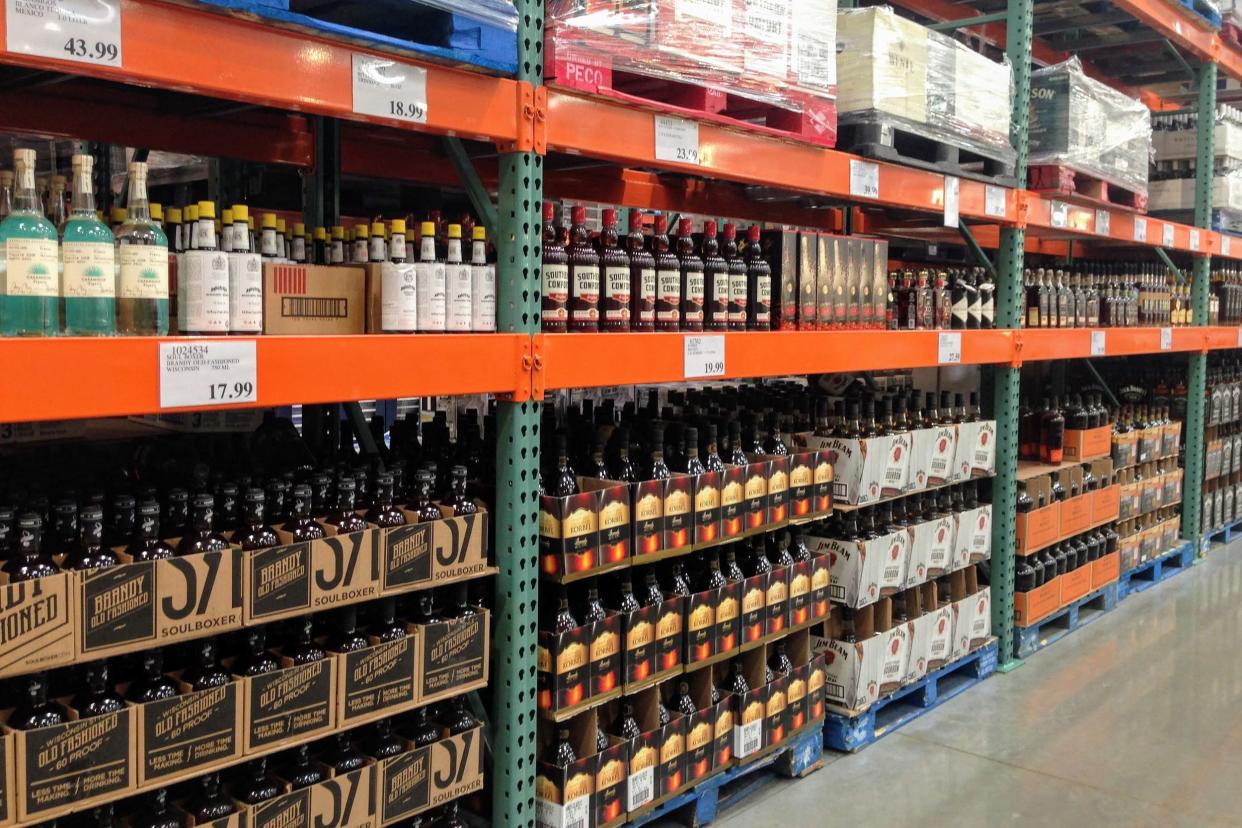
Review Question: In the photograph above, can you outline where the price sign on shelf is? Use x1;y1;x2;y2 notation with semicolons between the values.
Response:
684;334;726;379
849;159;880;200
1190;229;1201;251
654;115;701;165
159;341;258;410
351;53;427;124
1162;223;1175;248
1134;218;1147;243
1095;209;1110;236
1160;327;1173;351
937;332;962;365
1225;235;1233;257
1049;201;1068;229
6;0;122;67
984;185;1006;218
943;175;960;229
1091;330;1106;356
1237;327;1242;347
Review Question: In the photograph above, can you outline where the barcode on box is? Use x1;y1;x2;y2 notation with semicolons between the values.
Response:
626;766;655;811
827;680;845;701
734;720;762;757
832;482;848;498
829;584;845;600
281;296;350;318
537;795;590;828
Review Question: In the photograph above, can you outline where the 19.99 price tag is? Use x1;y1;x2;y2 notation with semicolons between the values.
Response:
352;53;427;124
684;334;725;379
849;159;880;200
1160;327;1173;351
6;0;121;67
654;115;701;165
1091;330;1106;356
160;341;258;410
937;332;962;364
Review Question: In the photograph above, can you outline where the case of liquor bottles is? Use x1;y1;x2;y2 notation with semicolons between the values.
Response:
375;723;485;825
0;572;76;679
1028;57;1152;197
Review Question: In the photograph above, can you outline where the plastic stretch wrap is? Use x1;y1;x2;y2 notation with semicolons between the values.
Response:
1150;161;1242;212
1028;57;1152;196
419;0;517;30
546;0;838;115
835;6;1014;160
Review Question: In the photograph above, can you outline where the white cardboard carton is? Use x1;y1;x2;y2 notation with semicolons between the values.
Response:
809;530;909;609
813;632;883;711
909;425;957;490
955;504;993;565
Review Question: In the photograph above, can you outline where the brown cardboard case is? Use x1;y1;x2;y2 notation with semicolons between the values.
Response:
263;263;366;335
376;726;484;825
0;572;75;679
244;526;380;625
376;507;490;595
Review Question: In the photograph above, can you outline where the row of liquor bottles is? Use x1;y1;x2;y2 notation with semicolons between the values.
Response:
1206;356;1242;426
1020;262;1200;329
1015;527;1119;592
1018;396;1178;465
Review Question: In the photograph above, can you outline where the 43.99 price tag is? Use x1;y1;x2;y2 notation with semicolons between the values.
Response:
160;341;258;410
6;0;122;67
352;53;427;124
684;334;725;379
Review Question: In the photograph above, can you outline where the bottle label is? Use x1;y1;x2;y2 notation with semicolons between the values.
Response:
227;252;264;333
447;263;473;331
730;271;748;322
709;269;730;323
638;267;656;321
62;241;115;298
542;263;569;323
570;263;599;321
261;229;279;258
415;261;447;331
381;261;418;332
331;241;344;264
368;236;384;262
3;237;58;296
221;224;234;252
605;265;630;321
119;244;170;300
657;267;680;320
951;293;967;328
354;240;368;263
684;271;705;321
183;250;231;332
982;298;994;328
471;263;496;332
293;236;307;261
755;275;772;323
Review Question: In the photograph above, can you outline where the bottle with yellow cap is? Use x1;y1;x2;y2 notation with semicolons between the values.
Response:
445;223;472;333
276;219;289;262
0;148;60;335
150;203;164;227
166;207;182;253
221;209;235;253
353;223;370;265
380;218;417;334
181;200;230;335
61;154;116;335
48;175;67;232
369;222;387;264
292;222;306;264
226;205;261;335
415;221;446;332
115;161;169;335
259;213;279;260
470;225;495;332
109;206;128;233
331;226;345;265
313;227;327;266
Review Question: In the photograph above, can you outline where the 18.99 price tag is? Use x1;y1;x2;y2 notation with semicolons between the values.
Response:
1091;330;1106;356
654;115;700;165
160;341;258;410
937;332;962;364
1162;223;1175;248
352;53;427;124
6;0;121;67
849;160;880;200
684;334;725;379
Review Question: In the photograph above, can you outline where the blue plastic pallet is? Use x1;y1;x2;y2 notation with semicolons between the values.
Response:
1170;0;1223;28
1204;516;1242;547
823;641;999;753
1118;542;1195;599
625;726;824;828
1015;581;1119;660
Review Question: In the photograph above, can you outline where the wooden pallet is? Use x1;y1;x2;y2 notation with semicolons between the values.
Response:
835;117;1018;187
1118;542;1195;599
1223;20;1242;47
1015;581;1119;659
1029;164;1149;213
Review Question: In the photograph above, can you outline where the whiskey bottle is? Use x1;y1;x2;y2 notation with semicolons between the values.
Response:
326;476;368;534
677;218;705;331
617;577;641;613
547;727;578;767
567;205;600;332
184;774;235;821
234;627;279;676
542;201;569;332
442;466;477;516
177;495;228;556
416;221;447;332
236;488;279;551
61;153;115;335
702;219;730;331
599;208;631;332
183;639;230;690
234;757;281;805
284;617;326;665
181;201;230;335
653;214;681;331
581;582;607;624
966;268;981;329
0;148;59;335
130;789;181;828
367;474;407;527
284;484;326;540
438;696;479;734
445;224;473;333
626;209;655;331
72;662;125;718
9;672;66;729
409;470;444;522
127;651;177;702
743;225;772;330
62;504;116;570
226;204;262;335
4;513;57;581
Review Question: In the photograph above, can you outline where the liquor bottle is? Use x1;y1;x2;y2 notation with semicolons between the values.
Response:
723;548;745;583
325;476;367;534
727;419;748;465
640;571;664;607
552;586;579;632
311;226;327;265
439;695;479;734
611;702;642;739
127;651;177;702
181;201;230;335
112;164;171;336
1041;398;1066;464
721;222;748;331
62;504;116;570
949;268;968;330
285;617;326;665
725;661;750;696
682;426;707;475
322;731;367;774
677;218;705;331
330;225;345;264
790;529;812;562
234;757;282;805
47;499;78;559
0;148;59;335
672;681;698;716
416;221;447;332
653;214;682;331
214;481;240;534
625;209;656;332
60;154;115;335
130;789;181;828
469;225;495;332
0;170;11;224
329;606;370;653
547;727;578;767
406;470;442;522
9;672;65;729
351;222;369;264
598;208;631;332
432;801;468;828
365;718;407;761
177;494;228;556
185;774;235;821
979;267;995;329
364;597;406;642
4;513;57;581
234;627;279;676
284;484;325;540
763;411;789;455
542;201;569;331
103;492;136;549
397;705;440;750
366;474;406;528
444;223;473;333
184;639;230;690
768;642;794;677
73;662;125;718
701;219;730;331
965;267;981;329
566;205;600;332
236;488;279;551
442;466;477;516
933;268;951;329
162;488;188;541
225;204;262;335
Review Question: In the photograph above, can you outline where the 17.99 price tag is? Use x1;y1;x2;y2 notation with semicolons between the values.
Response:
352;53;427;124
684;335;725;379
160;341;258;410
6;0;122;67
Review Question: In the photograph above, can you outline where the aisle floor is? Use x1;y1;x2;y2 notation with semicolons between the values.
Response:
703;542;1242;828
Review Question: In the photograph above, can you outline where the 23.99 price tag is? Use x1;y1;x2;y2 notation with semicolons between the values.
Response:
160;341;258;410
937;332;962;364
654;115;701;165
6;0;122;67
849;159;880;200
352;53;427;124
684;334;725;379
984;185;1006;218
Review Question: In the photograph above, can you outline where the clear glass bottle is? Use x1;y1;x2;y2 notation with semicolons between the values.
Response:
61;154;115;335
446;223;473;332
470;225;496;332
181;201;230;334
226;204;262;335
416;221;447;332
0;148;60;335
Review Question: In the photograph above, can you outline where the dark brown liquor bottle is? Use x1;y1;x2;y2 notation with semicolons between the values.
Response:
266;478;290;527
441;465;477;516
365;718;407;761
127;499;174;561
162;488;189;542
647;424;672;480
367;474;407;528
10;672;66;729
128;651;178;702
790;529;812;562
617;577;641;613
747;536;772;575
547;727;578;767
130;789;181;828
63;504;117;570
672;681;698;716
682;427;706;475
326;476;367;534
553;586;579;632
440;583;479;620
433;801;468;828
627;209;656;331
642;572;664;607
177;495;228;556
599;208;631;332
567;205;600;332
323;731;368;774
235;488;279;551
285;617;326;665
744;225;772;330
1015;555;1036;592
1016;482;1033;513
702;423;726;472
763;411;789;455
106;494;137;549
653;214;681;331
1040;397;1065;464
612;702;642;739
214;482;240;534
234;757;282;805
677;217;705;331
281;744;326;790
701;219;730;331
184;773;235;822
768;641;794;677
408;471;444;523
329;606;369;652
725;661;750;696
309;473;332;518
410;592;441;626
728;419;748;465
723;548;745;583
284;484;326;540
550;433;578;497
73;662;125;717
4;513;57;581
582;581;607;624
438;696;479;734
234;627;279;676
184;639;230;690
720;222;748;330
370;597;408;642
405;705;443;747
47;499;77;559
542;201;569;332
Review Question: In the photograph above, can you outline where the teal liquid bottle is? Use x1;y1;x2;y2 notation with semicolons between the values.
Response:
0;148;60;335
115;162;169;335
61;154;115;335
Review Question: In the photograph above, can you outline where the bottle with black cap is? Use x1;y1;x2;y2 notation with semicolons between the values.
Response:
322;731;367;774
370;596;408;642
284;484;325;541
10;672;67;729
127;651;178;702
365;717;407;760
438;696;479;734
404;705;442;748
62;504;117;570
127;499;175;561
442;465;477;516
4;512;57;581
367;473;407;527
326;476;367;534
106;494;137;549
183;773;234;821
284;617;326;665
233;627;279;676
329;606;369;653
233;757;281;805
73;661;125;717
183;639;230;690
235;488;279;551
130;788;180;828
177;494;228;556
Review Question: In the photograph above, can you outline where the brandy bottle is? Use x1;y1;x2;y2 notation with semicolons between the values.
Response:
370;597;408;642
404;705;443;748
184;639;230;691
284;617;326;665
62;504;117;570
322;731;367;774
9;672;67;729
284;484;325;540
233;627;279;676
73;662;125;718
130;789;181;828
233;757;282;805
126;499;175;560
547;727;578;767
236;488;279;551
326;476;368;534
365;718;407;761
442;466;477;516
184;773;234;821
611;702;642;739
4;513;58;581
438;696;479;734
127;651;178;702
367;474;407;527
176;495;228;556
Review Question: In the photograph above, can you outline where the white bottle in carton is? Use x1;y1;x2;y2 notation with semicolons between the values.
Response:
226;205;262;334
470;225;496;332
415;221;446;332
181;201;230;335
445;223;473;332
381;219;417;334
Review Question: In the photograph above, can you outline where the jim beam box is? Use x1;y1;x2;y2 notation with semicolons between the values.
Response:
910;422;957;490
541;479;630;578
590;610;622;697
720;465;747;539
416;610;489;705
909;513;954;584
683;587;716;666
732;649;768;761
244;527;380;626
813;603;884;711
881;428;912;498
952;419;997;482
335;628;418;727
743;460;768;530
535;721;594;828
237;655;335;754
8;702;135;820
378;725;484;825
0;572;74;679
78;548;244;661
377;507;489;595
252;763;376;828
808;528;908;609
693;470;722;545
714;581;741;655
765;564;790;637
822;434;890;506
956;503;992;565
897;588;932;684
139;675;242;785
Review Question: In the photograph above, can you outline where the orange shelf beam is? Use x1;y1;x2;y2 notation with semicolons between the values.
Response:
1016;326;1228;360
1023;194;1212;255
0;335;530;424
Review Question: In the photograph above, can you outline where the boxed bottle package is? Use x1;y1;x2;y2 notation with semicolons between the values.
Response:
263;263;367;335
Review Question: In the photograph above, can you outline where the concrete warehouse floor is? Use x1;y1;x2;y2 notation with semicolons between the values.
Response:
696;542;1242;828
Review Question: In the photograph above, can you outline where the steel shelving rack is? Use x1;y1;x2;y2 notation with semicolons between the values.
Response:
0;0;1235;823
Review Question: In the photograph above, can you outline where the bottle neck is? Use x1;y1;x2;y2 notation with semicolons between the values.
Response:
447;238;462;263
472;240;486;264
197;218;217;250
13;165;39;214
420;237;436;262
70;169;95;216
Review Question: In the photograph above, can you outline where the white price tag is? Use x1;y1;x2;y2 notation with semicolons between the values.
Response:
984;185;1006;218
6;0;121;67
849;159;880;200
1095;209;1110;236
159;341;258;410
351;53;427;124
1050;201;1068;229
1190;229;1201;251
943;175;959;229
1160;327;1173;351
1225;235;1233;257
1134;218;1147;243
937;332;962;364
654;115;701;165
1237;327;1242;347
1162;223;1175;248
684;334;726;378
1091;330;1106;356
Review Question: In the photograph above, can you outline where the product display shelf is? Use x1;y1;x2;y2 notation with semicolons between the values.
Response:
1013;581;1121;659
1117;540;1197;598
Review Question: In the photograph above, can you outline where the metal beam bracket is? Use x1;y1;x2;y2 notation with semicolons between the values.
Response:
506;81;547;155
929;11;1009;30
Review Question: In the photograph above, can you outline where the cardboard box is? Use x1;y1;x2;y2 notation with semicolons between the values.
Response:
760;228;805;331
1014;560;1059;627
540;479;631;578
693;470;723;545
1113;429;1137;469
0;735;11;828
909;425;957;490
813;602;885;711
78;548;244;661
244;527;380;625
376;725;484;825
1064;425;1112;462
816;233;836;329
955;504;992;566
632;474;693;557
1061;492;1092;536
1016;475;1059;555
953;420;997;481
1093;483;1121;524
798;232;818;330
334;632;419;728
415;610;490;705
808;526;908;609
682;668;730;784
951;571;991;657
796;432;889;506
0;572;74;679
1060;564;1093;605
376;508;490;595
732;648;769;761
837;6;930;123
263;263;366;334
251;763;377;828
238;656;335;754
535;716;597;828
138;677;243;785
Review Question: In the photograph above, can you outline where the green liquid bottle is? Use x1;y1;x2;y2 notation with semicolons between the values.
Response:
0;148;60;335
115;162;169;335
62;154;115;336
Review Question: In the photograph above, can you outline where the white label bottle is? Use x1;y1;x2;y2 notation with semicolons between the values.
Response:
470;225;496;332
227;204;262;334
381;219;417;333
445;223;472;332
415;221;446;332
181;200;230;334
